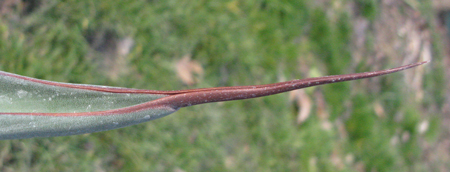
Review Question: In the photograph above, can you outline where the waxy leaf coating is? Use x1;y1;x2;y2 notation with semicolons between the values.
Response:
0;61;427;139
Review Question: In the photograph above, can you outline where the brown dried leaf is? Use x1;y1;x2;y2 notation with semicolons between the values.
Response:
321;120;332;131
413;40;431;101
175;55;204;86
373;101;385;118
331;149;344;170
224;156;236;169
314;91;329;120
173;168;186;172
290;90;312;125
335;119;348;139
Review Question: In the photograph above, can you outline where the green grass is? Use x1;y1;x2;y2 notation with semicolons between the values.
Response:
0;0;444;171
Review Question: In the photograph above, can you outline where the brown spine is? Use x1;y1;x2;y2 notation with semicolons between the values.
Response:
151;61;428;108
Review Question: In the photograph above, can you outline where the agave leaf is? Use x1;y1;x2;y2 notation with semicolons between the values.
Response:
0;74;168;113
0;61;427;140
0;71;178;139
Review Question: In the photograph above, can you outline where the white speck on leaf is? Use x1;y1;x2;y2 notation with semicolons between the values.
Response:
16;90;28;98
0;95;12;104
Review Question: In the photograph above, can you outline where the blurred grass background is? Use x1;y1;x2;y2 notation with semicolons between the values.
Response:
0;0;447;171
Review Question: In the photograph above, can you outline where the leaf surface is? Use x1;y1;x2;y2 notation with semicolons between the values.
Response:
0;61;428;139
